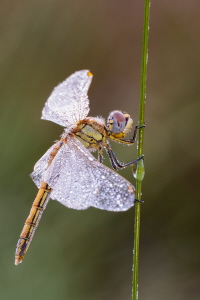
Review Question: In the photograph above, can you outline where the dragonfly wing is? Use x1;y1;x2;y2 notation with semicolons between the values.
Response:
41;70;93;127
30;144;56;188
44;137;135;212
43;138;93;209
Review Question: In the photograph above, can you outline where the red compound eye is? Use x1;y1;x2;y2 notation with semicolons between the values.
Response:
107;110;128;134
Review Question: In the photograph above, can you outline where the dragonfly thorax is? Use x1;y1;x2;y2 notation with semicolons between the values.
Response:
73;117;108;150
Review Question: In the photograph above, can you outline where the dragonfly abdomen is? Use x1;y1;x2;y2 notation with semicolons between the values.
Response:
15;181;51;265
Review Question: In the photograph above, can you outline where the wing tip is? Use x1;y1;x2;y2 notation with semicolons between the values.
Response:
87;71;93;77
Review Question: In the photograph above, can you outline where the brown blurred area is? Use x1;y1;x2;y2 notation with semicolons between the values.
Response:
0;1;200;299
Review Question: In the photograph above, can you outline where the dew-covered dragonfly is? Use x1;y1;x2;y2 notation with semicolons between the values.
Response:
15;70;143;265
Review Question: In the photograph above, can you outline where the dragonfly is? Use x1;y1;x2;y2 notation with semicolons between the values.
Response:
15;70;143;265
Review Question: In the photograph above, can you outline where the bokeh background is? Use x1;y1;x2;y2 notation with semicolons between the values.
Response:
1;1;199;299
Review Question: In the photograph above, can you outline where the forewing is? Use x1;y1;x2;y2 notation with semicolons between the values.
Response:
44;138;135;211
41;70;93;127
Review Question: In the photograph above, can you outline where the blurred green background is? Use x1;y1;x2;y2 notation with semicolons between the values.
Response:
1;1;199;299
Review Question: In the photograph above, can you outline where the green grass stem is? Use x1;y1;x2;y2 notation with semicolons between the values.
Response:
132;1;150;300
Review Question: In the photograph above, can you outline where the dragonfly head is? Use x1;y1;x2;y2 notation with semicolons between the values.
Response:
107;110;133;135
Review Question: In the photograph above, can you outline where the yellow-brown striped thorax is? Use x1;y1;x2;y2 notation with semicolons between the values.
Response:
72;117;108;149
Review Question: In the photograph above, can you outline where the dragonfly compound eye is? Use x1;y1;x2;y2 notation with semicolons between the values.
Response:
107;110;128;134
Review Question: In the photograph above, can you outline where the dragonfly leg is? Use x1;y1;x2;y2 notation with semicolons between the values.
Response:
130;124;145;143
134;199;144;204
98;147;103;163
106;146;144;170
108;124;145;145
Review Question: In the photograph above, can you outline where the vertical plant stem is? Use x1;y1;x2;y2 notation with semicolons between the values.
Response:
132;1;150;300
